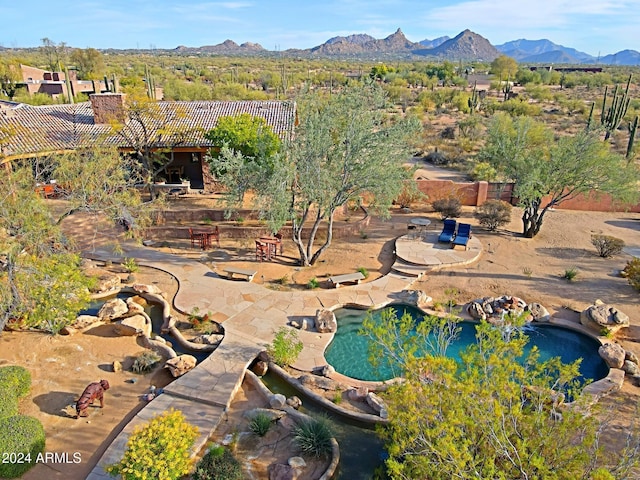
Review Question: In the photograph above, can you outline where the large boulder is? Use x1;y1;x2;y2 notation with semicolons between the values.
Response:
598;343;626;369
528;303;550;322
269;394;286;409
622;360;640;376
84;268;121;293
398;290;432;307
98;298;129;321
113;314;151;337
71;314;101;330
298;374;339;391
315;309;337;333
164;354;197;377
366;392;387;414
580;301;629;335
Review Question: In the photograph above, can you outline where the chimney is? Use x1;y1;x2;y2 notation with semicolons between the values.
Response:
90;93;126;124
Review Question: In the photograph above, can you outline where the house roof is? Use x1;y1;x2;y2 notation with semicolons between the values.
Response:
0;99;296;161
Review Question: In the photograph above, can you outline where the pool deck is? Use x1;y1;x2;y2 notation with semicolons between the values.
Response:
85;233;480;479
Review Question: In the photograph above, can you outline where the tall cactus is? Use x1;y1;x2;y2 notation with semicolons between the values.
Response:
601;74;632;140
468;81;479;114
586;102;595;130
502;76;512;102
626;115;638;160
145;64;156;99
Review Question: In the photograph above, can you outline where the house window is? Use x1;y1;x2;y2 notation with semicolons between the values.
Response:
191;152;200;163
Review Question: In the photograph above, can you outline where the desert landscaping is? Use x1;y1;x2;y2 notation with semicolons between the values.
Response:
1;183;639;479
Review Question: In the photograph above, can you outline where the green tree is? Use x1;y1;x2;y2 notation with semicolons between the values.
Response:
258;85;420;266
0;167;93;333
364;309;618;480
478;113;639;237
491;55;519;80
0;59;22;100
69;48;105;80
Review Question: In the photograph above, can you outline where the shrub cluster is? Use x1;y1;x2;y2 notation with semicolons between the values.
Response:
431;197;462;219
621;257;640;291
590;234;625;258
249;412;272;437
0;366;44;479
107;409;199;480
131;351;162;374
193;445;243;480
475;200;512;231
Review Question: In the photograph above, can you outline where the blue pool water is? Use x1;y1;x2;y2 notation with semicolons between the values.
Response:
324;304;609;383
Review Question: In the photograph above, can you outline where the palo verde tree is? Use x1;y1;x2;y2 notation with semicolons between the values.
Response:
257;84;421;266
0;58;22;100
478;112;639;238
363;308;635;479
0;167;94;334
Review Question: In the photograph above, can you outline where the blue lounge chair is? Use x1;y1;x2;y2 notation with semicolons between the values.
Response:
438;219;457;243
452;223;472;249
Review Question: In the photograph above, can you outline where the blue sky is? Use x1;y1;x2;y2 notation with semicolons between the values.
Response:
1;0;638;56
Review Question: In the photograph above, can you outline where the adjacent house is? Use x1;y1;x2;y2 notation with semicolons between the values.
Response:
0;93;297;191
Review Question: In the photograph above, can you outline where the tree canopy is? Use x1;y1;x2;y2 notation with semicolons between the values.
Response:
252;84;420;266
69;48;105;80
491;55;519;80
478;113;640;237
362;308;632;479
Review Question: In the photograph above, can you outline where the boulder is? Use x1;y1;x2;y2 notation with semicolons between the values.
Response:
467;301;486;320
269;393;286;409
347;386;369;401
528;303;550;322
125;298;146;315
622;360;640;376
625;350;639;365
98;298;129;321
84;268;121;293
112;361;122;373
268;463;297;480
192;334;223;346
366;392;386;414
164;354;197;377
319;365;335;377
298;374;338;391
129;295;148;307
288;457;306;469
598;343;626;369
113;314;151;337
580;302;630;335
398;290;432;306
286;396;302;409
315;309;337;333
72;314;101;330
251;360;269;376
243;408;285;422
132;284;163;295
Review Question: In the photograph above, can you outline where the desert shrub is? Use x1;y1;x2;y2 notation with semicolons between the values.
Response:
249;412;272;437
276;274;290;286
431;197;462;219
621;257;640;291
475;200;512;231
591;234;625;258
107;409;198;480
293;417;333;458
357;267;370;278
563;267;579;281
122;257;139;273
424;150;449;166
0;365;32;398
0;388;19;419
0;415;46;478
193;445;243;480
307;277;319;290
267;327;303;367
131;351;162;374
470;161;498;181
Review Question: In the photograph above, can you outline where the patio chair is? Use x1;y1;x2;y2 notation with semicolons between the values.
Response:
452;223;472;249
255;240;270;262
438;219;457;243
189;228;204;249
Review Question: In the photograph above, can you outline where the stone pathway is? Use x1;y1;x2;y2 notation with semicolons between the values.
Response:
85;234;481;479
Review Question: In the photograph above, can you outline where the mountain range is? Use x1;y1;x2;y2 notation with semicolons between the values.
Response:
4;29;638;65
165;28;639;65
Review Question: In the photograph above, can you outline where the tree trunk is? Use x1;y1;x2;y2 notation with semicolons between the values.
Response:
309;210;335;265
521;198;549;238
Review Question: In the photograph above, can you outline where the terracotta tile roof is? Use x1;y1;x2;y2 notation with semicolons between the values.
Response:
0;99;296;159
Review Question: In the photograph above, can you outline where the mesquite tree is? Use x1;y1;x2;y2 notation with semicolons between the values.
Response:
479;113;639;238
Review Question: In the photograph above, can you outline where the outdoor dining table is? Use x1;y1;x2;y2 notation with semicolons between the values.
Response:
259;236;282;258
192;227;219;250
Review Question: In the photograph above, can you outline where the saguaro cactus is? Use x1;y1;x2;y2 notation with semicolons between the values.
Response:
601;75;632;140
626;115;638;160
468;81;479;114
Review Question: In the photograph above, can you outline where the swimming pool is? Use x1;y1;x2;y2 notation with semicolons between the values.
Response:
324;304;609;383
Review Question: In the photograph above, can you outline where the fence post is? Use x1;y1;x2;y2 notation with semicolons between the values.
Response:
476;181;489;206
